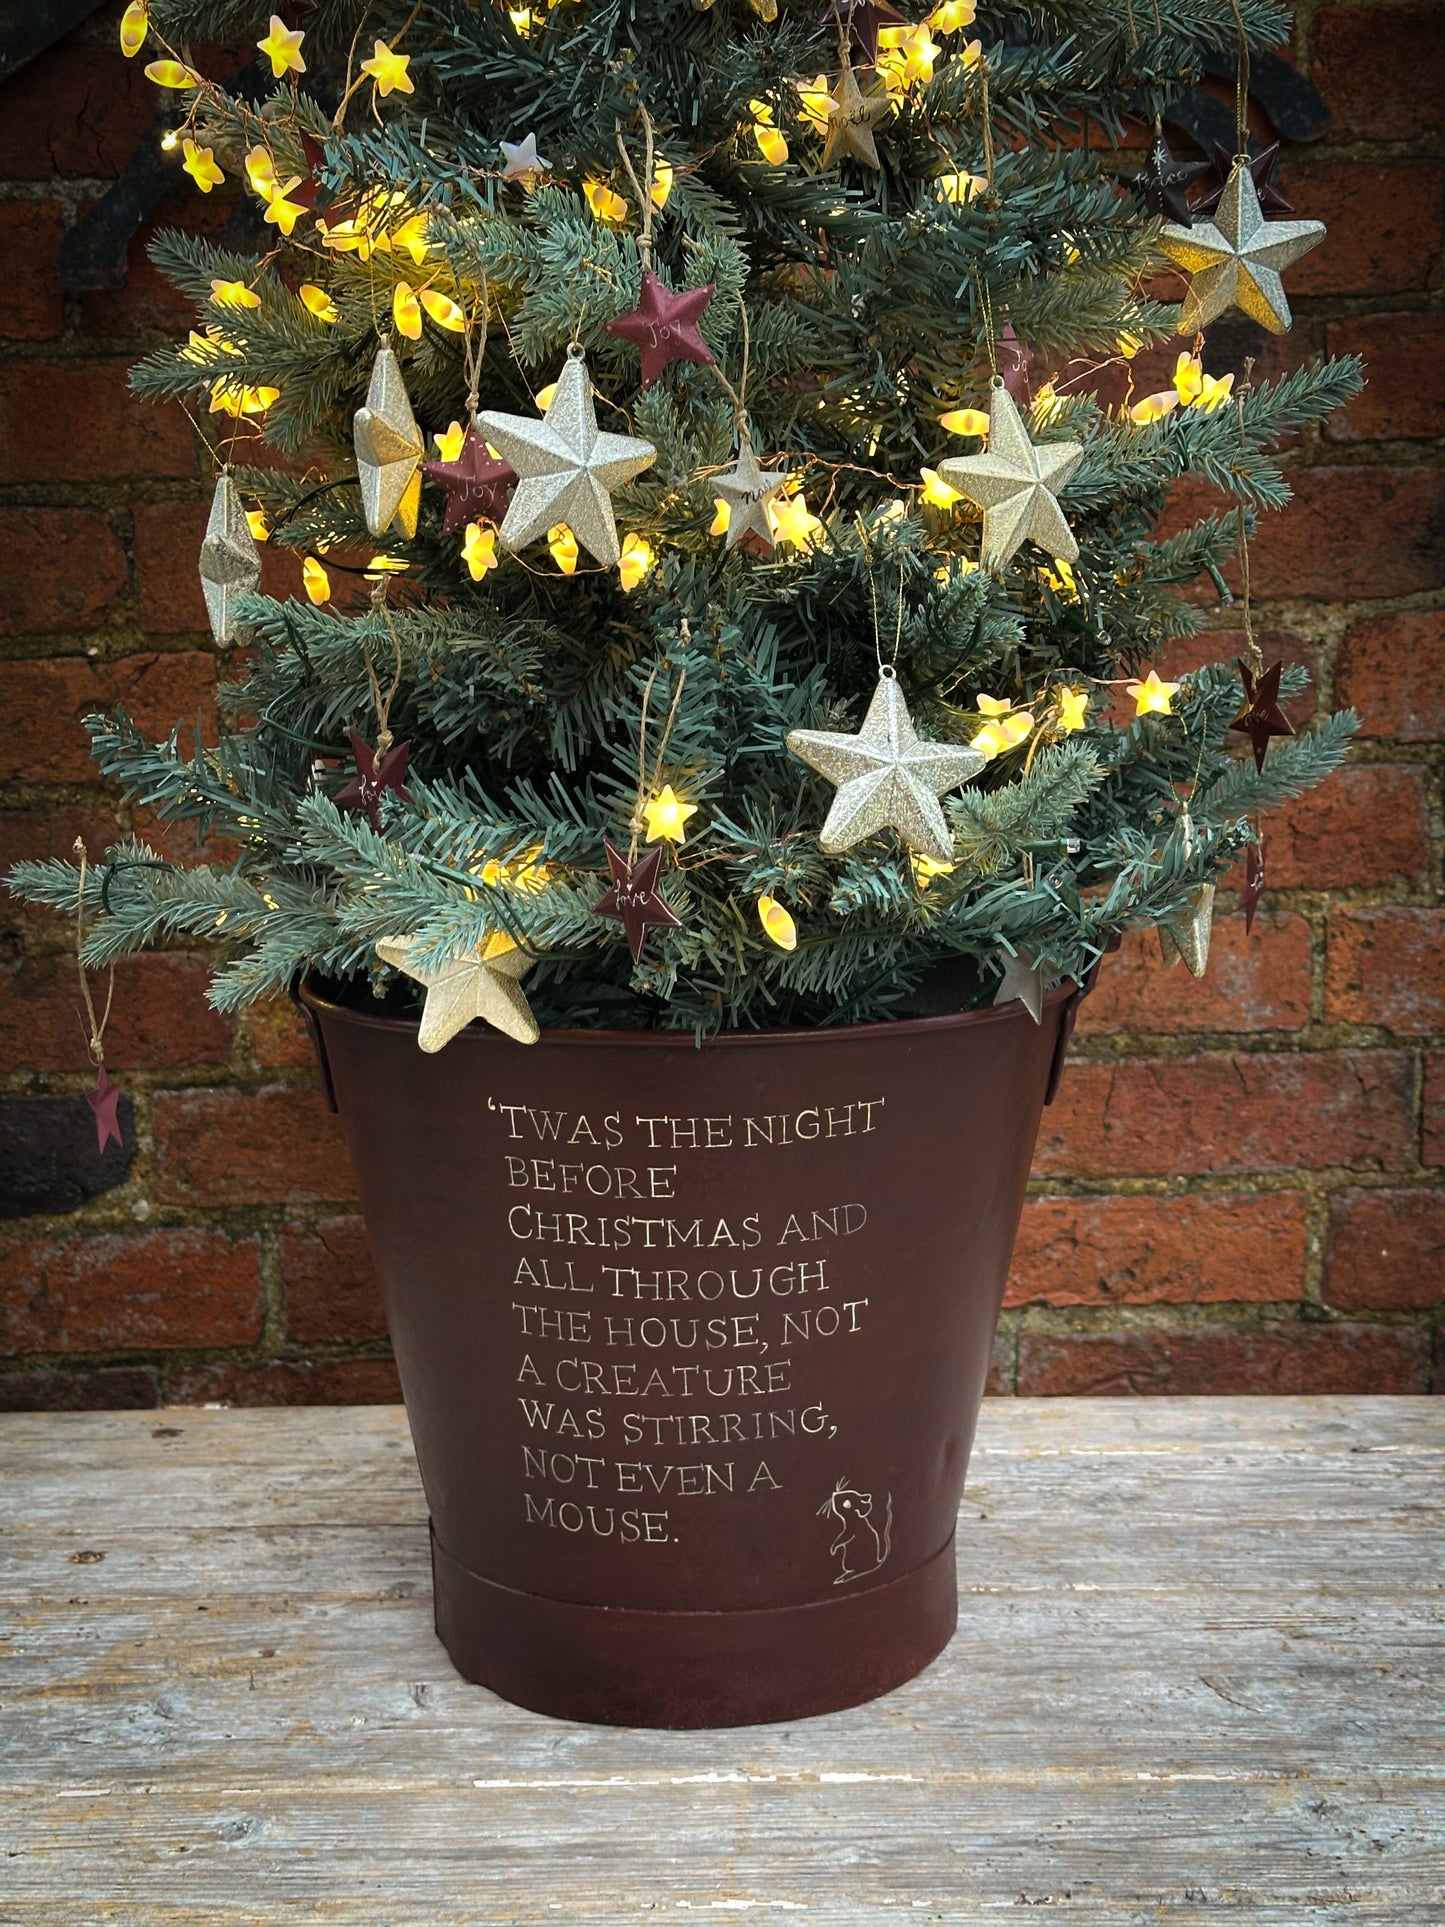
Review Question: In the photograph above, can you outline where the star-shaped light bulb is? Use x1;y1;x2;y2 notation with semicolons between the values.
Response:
257;14;306;76
1127;669;1179;717
642;785;697;846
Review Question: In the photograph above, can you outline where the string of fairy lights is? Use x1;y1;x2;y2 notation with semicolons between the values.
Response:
120;0;1322;1049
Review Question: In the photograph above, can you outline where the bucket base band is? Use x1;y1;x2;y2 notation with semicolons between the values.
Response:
430;1526;958;1729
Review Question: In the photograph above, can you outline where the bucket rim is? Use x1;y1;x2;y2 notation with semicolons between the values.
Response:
295;973;1080;1052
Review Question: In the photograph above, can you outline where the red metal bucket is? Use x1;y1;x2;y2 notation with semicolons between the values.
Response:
299;983;1077;1727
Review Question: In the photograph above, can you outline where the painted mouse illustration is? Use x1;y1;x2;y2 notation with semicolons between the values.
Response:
818;1476;892;1585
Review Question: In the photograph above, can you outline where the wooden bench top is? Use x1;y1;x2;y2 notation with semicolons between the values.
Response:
3;1397;1442;1923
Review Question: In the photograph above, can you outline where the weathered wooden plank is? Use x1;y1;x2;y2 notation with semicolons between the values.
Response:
1;1398;1442;1924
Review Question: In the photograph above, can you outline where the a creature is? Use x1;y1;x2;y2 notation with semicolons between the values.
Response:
818;1476;893;1585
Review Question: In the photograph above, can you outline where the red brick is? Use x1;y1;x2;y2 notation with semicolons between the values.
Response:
0;42;156;180
0;200;66;338
153;1085;355;1206
1279;161;1442;298
281;1217;387;1344
0;1365;159;1411
1263;764;1430;890
1324;1189;1445;1311
1426;1054;1445;1167
1017;1322;1429;1396
984;1333;1012;1396
0;509;128;638
0;652;216;784
1310;8;1445;143
133;501;309;634
1246;467;1445;600
0;1227;262;1354
0;951;234;1074
1077;915;1310;1036
1036;1053;1414;1178
244;995;319;1071
1325;910;1445;1035
1325;314;1445;444
167;1357;402;1406
1337;611;1445;742
1007;1192;1307;1307
0;360;195;483
0;805;119;933
79;193;234;339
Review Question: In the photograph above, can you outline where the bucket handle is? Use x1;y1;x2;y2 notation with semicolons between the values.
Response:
289;977;340;1114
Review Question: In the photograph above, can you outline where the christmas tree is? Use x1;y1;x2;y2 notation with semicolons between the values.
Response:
11;0;1362;1042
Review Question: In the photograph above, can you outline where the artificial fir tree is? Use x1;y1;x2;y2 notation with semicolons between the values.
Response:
12;0;1363;1042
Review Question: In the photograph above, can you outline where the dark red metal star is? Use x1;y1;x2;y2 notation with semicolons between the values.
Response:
1114;130;1212;227
822;0;907;65
1230;659;1295;771
336;731;414;829
593;839;683;964
1193;141;1294;219
86;1063;124;1153
605;271;716;389
421;428;516;533
1238;837;1267;934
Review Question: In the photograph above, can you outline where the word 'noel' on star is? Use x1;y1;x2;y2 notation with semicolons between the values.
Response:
376;931;539;1049
712;439;788;550
1157;162;1325;335
787;670;985;865
820;60;893;171
478;352;656;568
936;384;1083;571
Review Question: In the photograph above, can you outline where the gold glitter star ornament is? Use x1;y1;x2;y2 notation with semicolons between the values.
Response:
198;470;261;643
479;349;656;567
376;932;540;1049
1157;162;1325;335
354;340;424;537
936;383;1083;571
787;668;986;864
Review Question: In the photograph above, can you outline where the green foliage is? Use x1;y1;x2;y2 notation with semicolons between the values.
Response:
11;0;1362;1035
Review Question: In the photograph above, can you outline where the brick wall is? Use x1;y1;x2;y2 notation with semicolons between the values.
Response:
1;4;1441;1409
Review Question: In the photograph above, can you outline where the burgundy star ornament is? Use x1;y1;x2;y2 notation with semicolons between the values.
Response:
1193;141;1293;219
1238;837;1267;934
336;731;414;829
1229;658;1295;771
605;271;716;389
593;840;684;963
87;1063;124;1153
421;427;516;533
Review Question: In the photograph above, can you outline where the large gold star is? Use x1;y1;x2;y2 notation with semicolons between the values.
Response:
376;931;539;1049
787;670;985;864
478;351;656;567
1157;162;1325;335
937;384;1083;571
354;342;424;537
